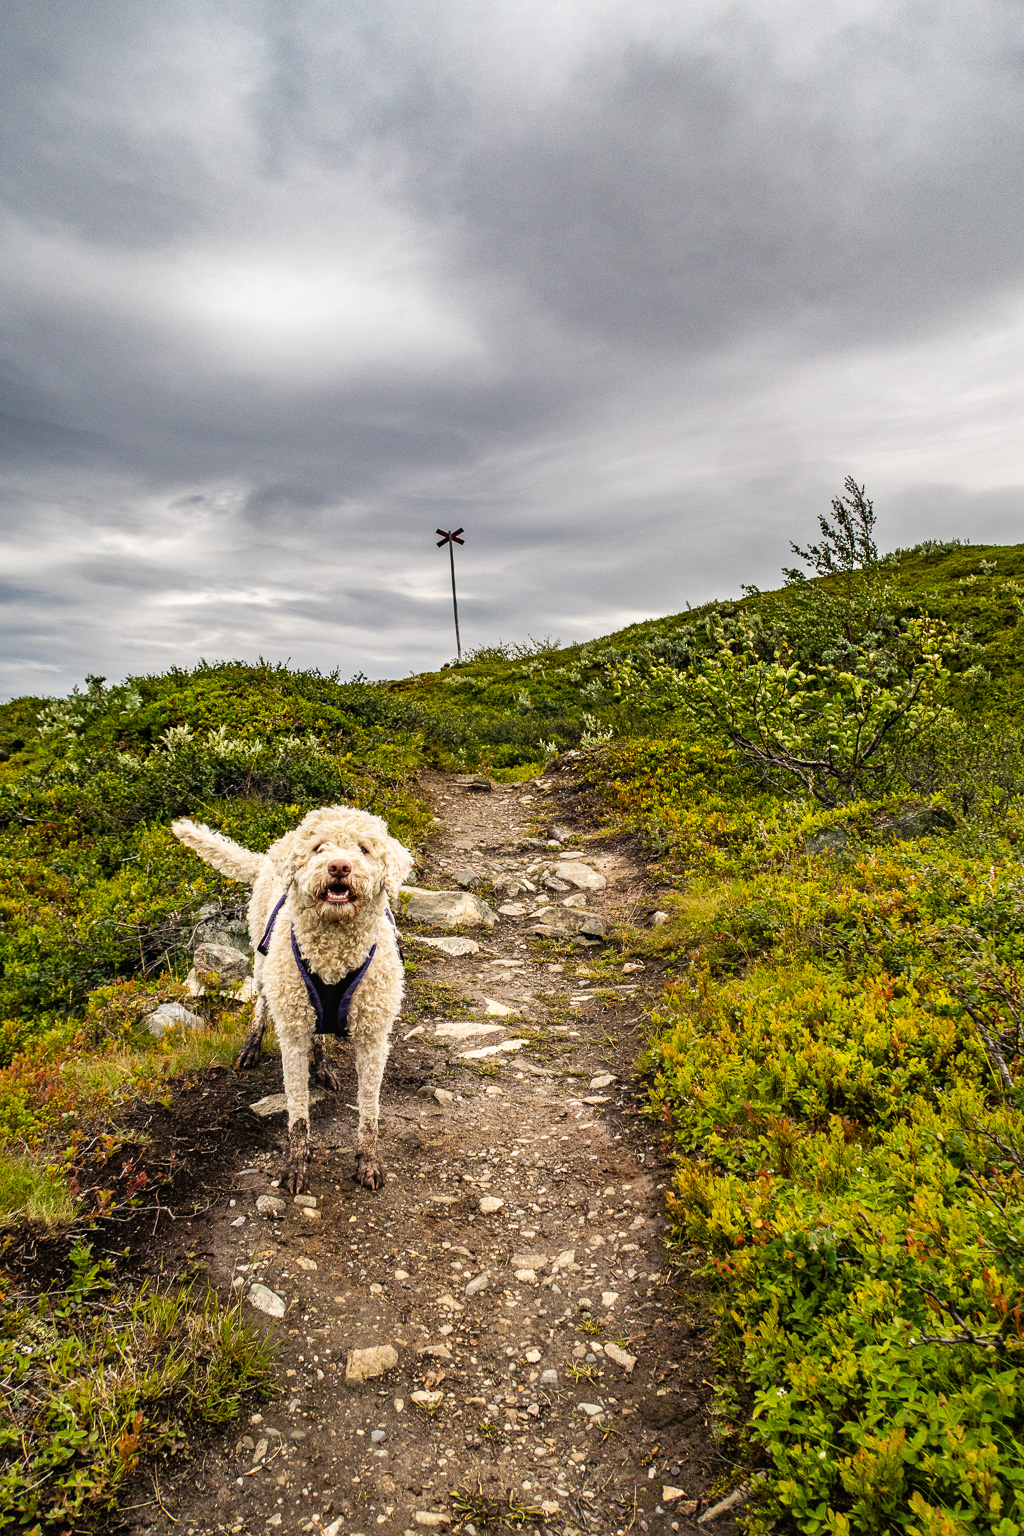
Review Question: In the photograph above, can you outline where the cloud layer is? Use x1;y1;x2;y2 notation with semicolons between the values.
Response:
2;0;1023;695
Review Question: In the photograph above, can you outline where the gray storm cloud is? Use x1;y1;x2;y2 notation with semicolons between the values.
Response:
1;0;1022;695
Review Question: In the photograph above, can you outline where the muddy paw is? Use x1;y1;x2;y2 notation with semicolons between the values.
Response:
355;1153;385;1190
234;1037;263;1071
281;1155;308;1195
310;1060;341;1092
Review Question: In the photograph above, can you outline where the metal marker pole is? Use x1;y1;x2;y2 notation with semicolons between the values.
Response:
436;528;465;663
448;537;461;662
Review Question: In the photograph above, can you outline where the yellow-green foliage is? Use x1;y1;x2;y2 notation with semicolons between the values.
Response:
613;733;1024;1532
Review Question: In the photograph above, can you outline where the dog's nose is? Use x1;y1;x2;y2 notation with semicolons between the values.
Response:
328;859;351;879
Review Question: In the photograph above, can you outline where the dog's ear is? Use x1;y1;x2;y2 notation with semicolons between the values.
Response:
266;828;304;881
381;835;414;904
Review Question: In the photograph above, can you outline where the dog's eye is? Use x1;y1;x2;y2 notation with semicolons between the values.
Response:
313;843;325;853
358;843;370;855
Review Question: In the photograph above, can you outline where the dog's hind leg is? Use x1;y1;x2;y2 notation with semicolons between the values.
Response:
280;1032;313;1194
352;1033;389;1190
235;992;268;1071
310;1033;340;1092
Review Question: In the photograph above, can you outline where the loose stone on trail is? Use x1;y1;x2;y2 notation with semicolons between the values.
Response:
249;1090;326;1118
433;1021;504;1040
345;1344;399;1383
605;1342;637;1372
400;887;497;928
247;1284;286;1318
407;934;481;957
460;1038;527;1059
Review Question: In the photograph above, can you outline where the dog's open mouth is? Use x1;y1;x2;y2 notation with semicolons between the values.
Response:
323;881;355;907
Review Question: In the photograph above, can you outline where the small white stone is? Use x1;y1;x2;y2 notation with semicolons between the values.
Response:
515;1269;538;1285
589;1073;617;1090
230;1215;246;1228
410;1390;444;1409
248;1284;285;1318
461;1039;528;1060
465;1270;491;1294
292;1194;317;1208
484;999;514;1016
525;1348;542;1363
395;1269;410;1281
601;1291;620;1309
300;1207;320;1220
604;1342;637;1373
434;1022;505;1041
479;1196;504;1215
296;1256;318;1271
256;1194;286;1218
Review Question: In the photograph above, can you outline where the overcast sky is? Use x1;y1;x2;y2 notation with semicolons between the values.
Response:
2;1;1023;698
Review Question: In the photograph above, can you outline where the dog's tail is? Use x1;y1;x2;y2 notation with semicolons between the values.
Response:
172;818;267;884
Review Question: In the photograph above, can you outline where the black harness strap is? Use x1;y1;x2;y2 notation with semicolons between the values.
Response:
256;896;398;1038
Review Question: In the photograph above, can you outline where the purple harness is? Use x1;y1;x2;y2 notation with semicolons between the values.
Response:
257;895;395;1038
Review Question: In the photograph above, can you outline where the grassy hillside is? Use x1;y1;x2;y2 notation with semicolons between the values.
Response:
2;537;1024;1532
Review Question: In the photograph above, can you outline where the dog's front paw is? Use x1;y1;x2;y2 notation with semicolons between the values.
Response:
235;1035;263;1071
355;1152;385;1190
281;1153;308;1194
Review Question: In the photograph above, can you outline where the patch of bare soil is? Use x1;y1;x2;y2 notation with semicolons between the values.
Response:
57;770;747;1536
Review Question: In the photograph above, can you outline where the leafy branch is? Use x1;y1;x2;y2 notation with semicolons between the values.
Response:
611;614;954;806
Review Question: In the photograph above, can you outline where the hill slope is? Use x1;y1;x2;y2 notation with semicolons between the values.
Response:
2;538;1024;1533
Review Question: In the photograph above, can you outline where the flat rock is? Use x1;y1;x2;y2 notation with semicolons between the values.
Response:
256;1194;286;1217
465;1268;492;1290
511;1252;548;1271
248;1284;285;1318
552;861;607;891
582;1094;612;1105
497;902;529;916
193;941;251;983
461;1039;527;1059
416;1343;453;1360
479;1197;504;1215
453;865;481;888
589;1073;617;1089
433;1021;505;1041
484;999;514;1016
293;1194;317;1208
345;1344;398;1383
528;909;608;940
407;935;480;957
250;1090;326;1119
400;887;497;930
144;1001;204;1039
453;774;493;792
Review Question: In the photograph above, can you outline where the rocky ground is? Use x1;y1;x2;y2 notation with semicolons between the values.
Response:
114;767;748;1536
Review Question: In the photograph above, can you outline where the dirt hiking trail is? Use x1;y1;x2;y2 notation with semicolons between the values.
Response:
119;769;745;1536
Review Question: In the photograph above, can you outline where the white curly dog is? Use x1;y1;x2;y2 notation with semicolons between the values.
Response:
172;806;413;1193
